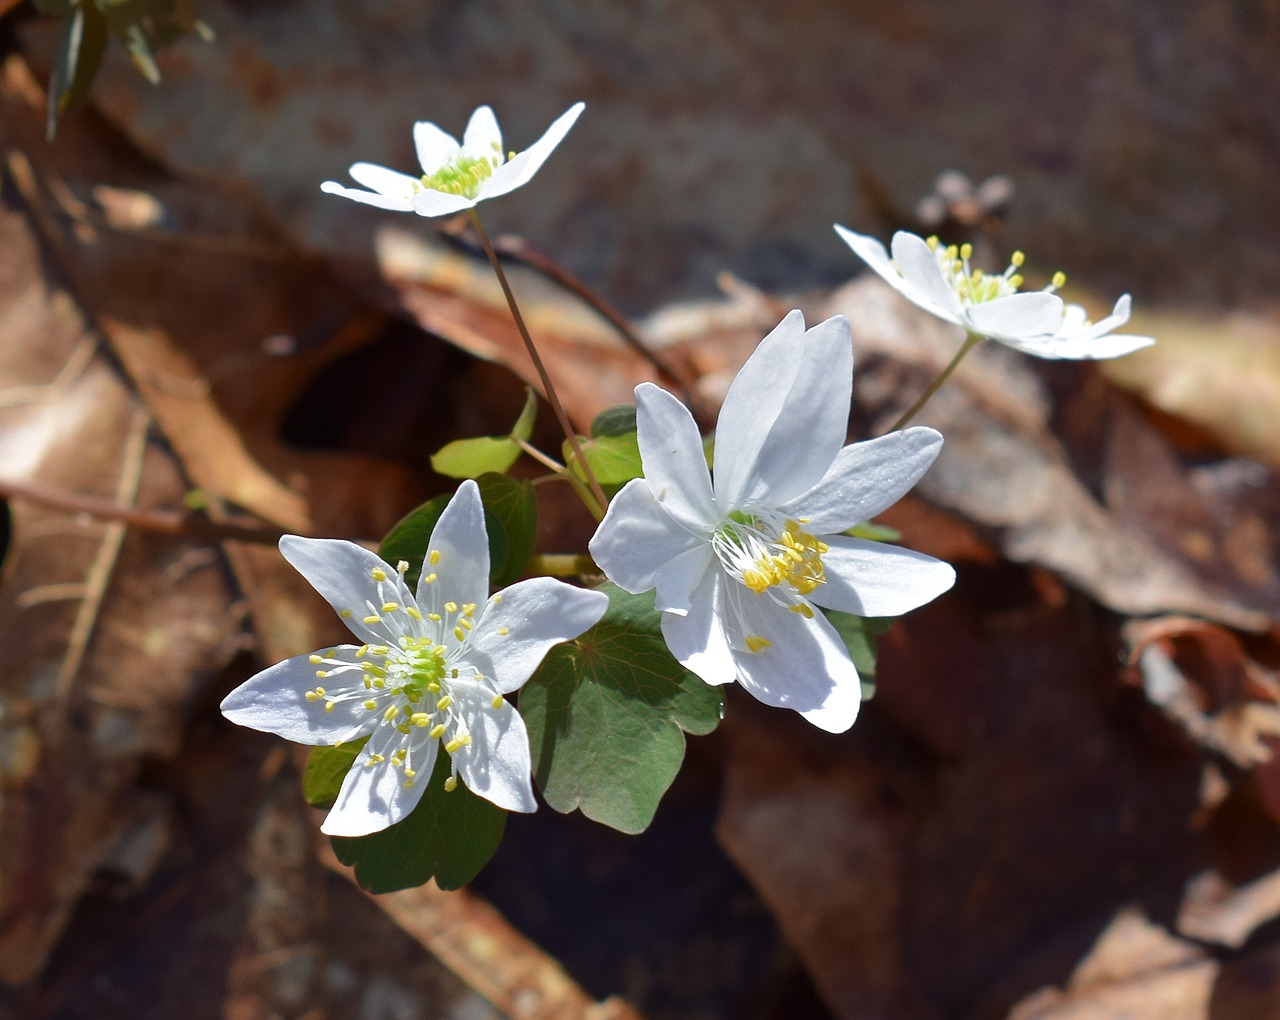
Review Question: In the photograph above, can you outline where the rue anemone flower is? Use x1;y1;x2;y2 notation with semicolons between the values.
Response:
321;102;584;217
834;225;1154;360
588;310;955;733
221;480;607;836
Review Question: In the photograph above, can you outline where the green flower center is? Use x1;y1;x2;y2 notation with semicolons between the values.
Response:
420;153;500;198
926;236;1066;306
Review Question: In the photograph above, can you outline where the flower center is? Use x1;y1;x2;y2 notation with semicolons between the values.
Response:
713;510;828;600
926;236;1065;306
420;152;501;198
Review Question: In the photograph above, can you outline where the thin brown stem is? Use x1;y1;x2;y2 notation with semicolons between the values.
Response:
0;474;285;544
467;209;608;518
884;332;983;433
479;229;699;410
513;436;565;473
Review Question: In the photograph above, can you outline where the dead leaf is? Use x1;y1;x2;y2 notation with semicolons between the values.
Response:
1008;907;1216;1019
821;279;1278;632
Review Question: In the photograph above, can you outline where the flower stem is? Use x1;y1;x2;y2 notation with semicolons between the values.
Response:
885;331;983;432
467;209;608;519
527;553;599;577
513;436;565;473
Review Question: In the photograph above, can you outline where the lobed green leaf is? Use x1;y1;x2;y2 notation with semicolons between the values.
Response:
824;611;894;699
302;738;368;809
520;584;723;834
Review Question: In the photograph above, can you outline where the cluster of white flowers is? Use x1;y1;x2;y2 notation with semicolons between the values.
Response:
222;103;1156;835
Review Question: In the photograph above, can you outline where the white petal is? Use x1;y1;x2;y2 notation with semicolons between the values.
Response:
409;190;480;217
651;543;716;615
1010;296;1154;360
809;536;955;617
964;291;1064;341
346;162;420;199
834;224;898;287
320;180;414;212
323;725;429;836
1012;332;1155;360
659;569;737;686
279;535;410;645
634;383;716;532
722;583;861;733
413;119;461;173
462;105;503;159
467;578;608;694
415;481;490;628
475;101;584;201
220;648;376;745
713;312;853;508
448;682;537;812
778;427;943;534
889;231;966;323
588;478;708;610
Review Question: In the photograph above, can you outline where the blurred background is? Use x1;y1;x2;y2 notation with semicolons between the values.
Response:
1;2;1279;1018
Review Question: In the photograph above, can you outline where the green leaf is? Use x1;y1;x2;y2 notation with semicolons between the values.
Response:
520;584;724;834
47;3;108;140
331;748;507;892
378;493;452;589
475;473;537;588
510;386;538;442
824;611;894;699
563;432;643;486
590;404;637;438
430;388;537;479
431;435;522;479
303;738;368;809
845;521;902;543
377;476;536;590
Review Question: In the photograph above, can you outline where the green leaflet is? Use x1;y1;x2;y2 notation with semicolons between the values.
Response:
521;584;723;834
430;388;538;479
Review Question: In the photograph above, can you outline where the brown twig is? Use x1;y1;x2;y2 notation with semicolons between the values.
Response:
0;474;286;545
443;219;702;413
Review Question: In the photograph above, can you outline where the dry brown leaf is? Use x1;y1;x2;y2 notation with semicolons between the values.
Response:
1123;617;1280;770
1008;907;1216;1019
0;200;242;983
1177;868;1280;950
821;279;1278;632
1102;308;1280;470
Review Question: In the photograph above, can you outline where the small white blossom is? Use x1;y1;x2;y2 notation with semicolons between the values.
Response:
221;480;607;837
589;310;955;733
835;225;1154;359
321;102;584;217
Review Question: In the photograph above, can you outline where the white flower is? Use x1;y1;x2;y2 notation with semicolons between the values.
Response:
588;310;955;733
999;294;1155;360
321;102;584;217
835;225;1154;359
221;480;607;837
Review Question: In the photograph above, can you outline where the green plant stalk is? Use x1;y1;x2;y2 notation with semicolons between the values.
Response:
467;209;608;519
886;331;983;433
